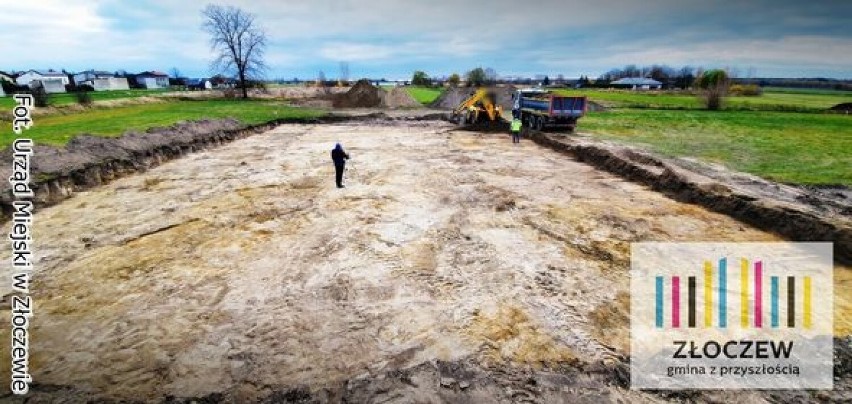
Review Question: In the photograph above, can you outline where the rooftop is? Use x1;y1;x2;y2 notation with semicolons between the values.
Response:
611;77;662;85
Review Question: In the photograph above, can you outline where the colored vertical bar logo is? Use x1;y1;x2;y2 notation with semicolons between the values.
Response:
632;242;833;390
704;261;712;327
654;257;813;329
741;258;749;328
655;276;663;328
771;276;779;328
754;261;763;328
718;258;726;328
672;276;680;328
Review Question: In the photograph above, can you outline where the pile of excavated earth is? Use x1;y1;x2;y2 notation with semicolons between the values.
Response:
331;79;421;109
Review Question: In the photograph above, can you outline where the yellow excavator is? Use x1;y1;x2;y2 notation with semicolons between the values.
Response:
452;89;504;125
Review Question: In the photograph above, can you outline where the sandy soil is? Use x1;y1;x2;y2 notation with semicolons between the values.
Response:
0;123;848;401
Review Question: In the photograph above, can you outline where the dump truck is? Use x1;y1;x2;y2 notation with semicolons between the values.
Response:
512;88;586;131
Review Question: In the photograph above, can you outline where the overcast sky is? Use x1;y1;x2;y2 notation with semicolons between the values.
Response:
2;0;850;80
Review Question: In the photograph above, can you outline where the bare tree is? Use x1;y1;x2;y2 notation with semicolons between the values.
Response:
317;70;330;94
170;67;182;79
201;4;267;99
339;61;350;86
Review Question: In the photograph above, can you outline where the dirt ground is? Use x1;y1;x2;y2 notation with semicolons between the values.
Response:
0;122;849;402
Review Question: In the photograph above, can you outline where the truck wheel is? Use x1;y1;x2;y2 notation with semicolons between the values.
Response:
535;116;544;131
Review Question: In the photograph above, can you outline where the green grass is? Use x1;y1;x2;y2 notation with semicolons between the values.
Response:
404;86;443;105
579;109;852;185
0;99;324;147
555;88;851;112
0;89;171;109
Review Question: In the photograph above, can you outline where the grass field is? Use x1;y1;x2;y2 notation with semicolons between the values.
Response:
556;88;851;112
0;100;324;147
579;109;851;185
404;87;443;105
537;87;852;185
0;89;171;109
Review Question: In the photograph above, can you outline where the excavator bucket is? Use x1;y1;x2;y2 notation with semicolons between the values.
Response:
452;88;509;132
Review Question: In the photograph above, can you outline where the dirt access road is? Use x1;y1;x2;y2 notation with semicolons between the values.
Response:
1;122;849;402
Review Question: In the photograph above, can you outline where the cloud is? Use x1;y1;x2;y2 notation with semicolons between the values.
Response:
0;0;849;78
318;43;395;61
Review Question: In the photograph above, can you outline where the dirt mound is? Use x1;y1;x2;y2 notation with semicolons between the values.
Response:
384;87;421;108
829;102;852;113
430;86;516;111
333;79;385;108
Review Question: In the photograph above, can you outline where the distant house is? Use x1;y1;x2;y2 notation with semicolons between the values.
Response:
0;85;5;97
74;70;130;91
611;77;662;90
187;78;212;90
133;71;170;89
91;77;130;91
73;70;113;84
16;70;70;93
209;75;236;89
0;71;16;84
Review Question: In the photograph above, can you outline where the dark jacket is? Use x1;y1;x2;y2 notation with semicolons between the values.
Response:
331;147;349;166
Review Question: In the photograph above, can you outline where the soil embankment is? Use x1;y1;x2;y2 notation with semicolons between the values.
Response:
527;130;852;264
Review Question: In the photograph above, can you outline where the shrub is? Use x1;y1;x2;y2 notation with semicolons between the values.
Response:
729;84;762;96
31;85;50;107
695;69;730;110
74;90;93;105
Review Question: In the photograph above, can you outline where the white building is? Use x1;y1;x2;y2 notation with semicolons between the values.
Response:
32;79;67;94
73;70;111;84
611;77;663;90
90;77;130;91
133;71;170;89
16;70;69;88
72;70;130;91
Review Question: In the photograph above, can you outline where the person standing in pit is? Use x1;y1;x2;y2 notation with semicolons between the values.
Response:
510;117;522;143
331;143;350;188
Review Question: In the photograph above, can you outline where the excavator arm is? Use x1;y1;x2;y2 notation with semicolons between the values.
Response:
453;89;487;115
453;89;503;124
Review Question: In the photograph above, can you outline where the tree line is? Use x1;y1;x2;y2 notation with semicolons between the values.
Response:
595;65;697;89
412;67;498;88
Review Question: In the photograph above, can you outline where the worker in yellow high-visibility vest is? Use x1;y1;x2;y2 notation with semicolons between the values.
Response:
510;117;522;143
